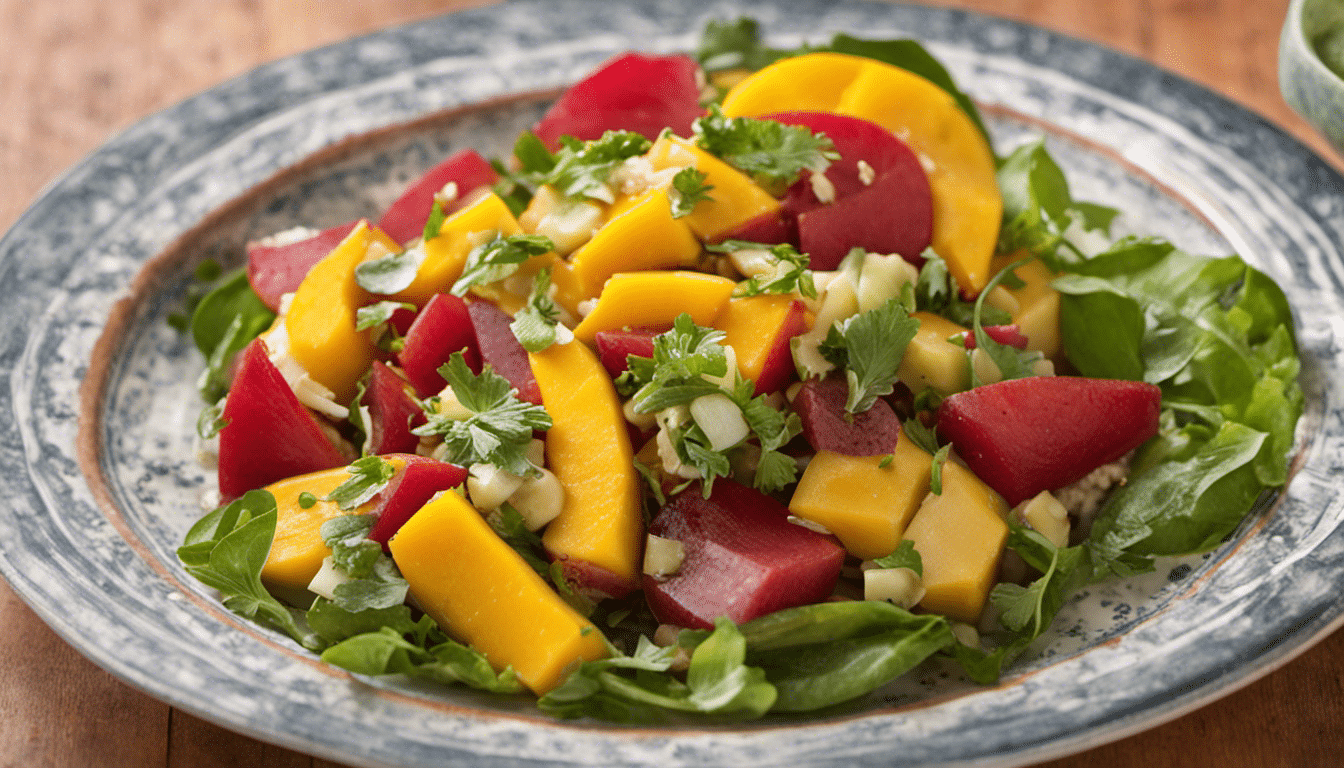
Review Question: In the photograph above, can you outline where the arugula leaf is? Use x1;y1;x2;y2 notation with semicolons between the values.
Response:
189;268;276;403
177;491;320;650
692;106;839;193
324;456;396;511
508;267;568;352
545;131;652;203
817;297;920;413
413;352;553;476
450;233;553;297
669;167;715;218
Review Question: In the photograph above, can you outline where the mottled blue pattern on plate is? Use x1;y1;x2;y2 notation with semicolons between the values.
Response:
1;2;1342;767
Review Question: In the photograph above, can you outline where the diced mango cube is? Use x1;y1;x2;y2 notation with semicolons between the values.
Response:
788;429;933;560
285;220;400;403
260;459;405;593
645;135;782;241
530;339;644;594
388;490;609;694
572;270;736;344
902;460;1009;623
897;311;971;396
714;294;805;386
566;187;701;302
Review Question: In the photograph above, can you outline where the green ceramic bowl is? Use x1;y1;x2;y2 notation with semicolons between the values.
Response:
1281;0;1344;153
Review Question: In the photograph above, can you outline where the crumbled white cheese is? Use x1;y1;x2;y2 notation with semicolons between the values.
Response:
857;160;877;186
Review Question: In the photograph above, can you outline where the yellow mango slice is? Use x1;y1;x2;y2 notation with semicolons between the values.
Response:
259;459;405;593
572;270;736;344
788;431;932;560
530;339;643;593
566;187;701;302
902;460;1009;623
285;220;400;403
992;254;1061;359
388;490;609;694
721;52;1002;293
897;311;971;396
645;135;782;241
719;52;867;115
387;191;522;306
714;294;805;385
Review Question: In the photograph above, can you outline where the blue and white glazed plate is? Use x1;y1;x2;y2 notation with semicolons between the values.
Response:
1;2;1341;766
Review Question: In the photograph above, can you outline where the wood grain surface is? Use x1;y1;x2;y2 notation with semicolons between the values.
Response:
0;1;1338;767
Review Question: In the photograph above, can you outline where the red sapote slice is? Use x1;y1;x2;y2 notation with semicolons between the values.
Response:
217;339;347;500
533;52;704;149
367;454;468;547
643;480;846;630
467;300;542;405
245;220;359;312
396;293;479;398
793;375;905;456
363;361;426;456
936;376;1162;505
378;149;499;245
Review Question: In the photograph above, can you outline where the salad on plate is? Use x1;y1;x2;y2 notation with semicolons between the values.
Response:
174;19;1304;720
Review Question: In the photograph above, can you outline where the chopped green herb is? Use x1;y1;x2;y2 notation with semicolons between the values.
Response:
692;105;839;194
354;246;425;295
298;492;317;509
669;167;715;218
450;233;553;297
325;456;397;511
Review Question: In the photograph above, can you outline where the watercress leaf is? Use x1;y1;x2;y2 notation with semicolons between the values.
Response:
684;617;776;716
418;638;524;693
1087;421;1268;578
872;540;923;575
739;600;924;651
320;626;424;675
1054;280;1146;381
748;609;953;712
324;456;397;511
319;514;381;578
307;598;418;645
189;267;275;366
178;489;277;566
354;245;425;295
330;564;410;612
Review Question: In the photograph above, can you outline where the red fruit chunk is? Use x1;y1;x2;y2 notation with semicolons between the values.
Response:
467;300;542;405
593;326;661;378
533;52;704;149
366;454;468;547
554;557;642;602
937;376;1162;506
643;480;845;630
245;220;359;312
378;149;499;245
713;209;794;246
796;168;934;269
363;361;426;456
793;375;904;456
217;339;347;500
960;324;1029;350
763;111;933;269
396;293;479;398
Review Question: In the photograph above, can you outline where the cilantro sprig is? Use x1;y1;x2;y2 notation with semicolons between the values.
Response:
710;240;817;299
669;167;715;218
509;267;570;353
692;105;839;194
413;352;553;477
547;131;653;203
818;296;921;414
324;456;397;511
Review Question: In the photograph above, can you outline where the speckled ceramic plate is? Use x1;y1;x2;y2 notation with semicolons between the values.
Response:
2;1;1342;766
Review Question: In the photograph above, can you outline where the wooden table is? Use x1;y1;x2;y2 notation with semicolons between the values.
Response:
0;1;1338;766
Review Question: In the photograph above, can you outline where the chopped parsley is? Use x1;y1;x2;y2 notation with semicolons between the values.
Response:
692;105;839;194
450;233;553;297
669;167;715;218
710;240;817;299
325;456;397;511
509;267;568;353
546;131;653;203
818;297;921;414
